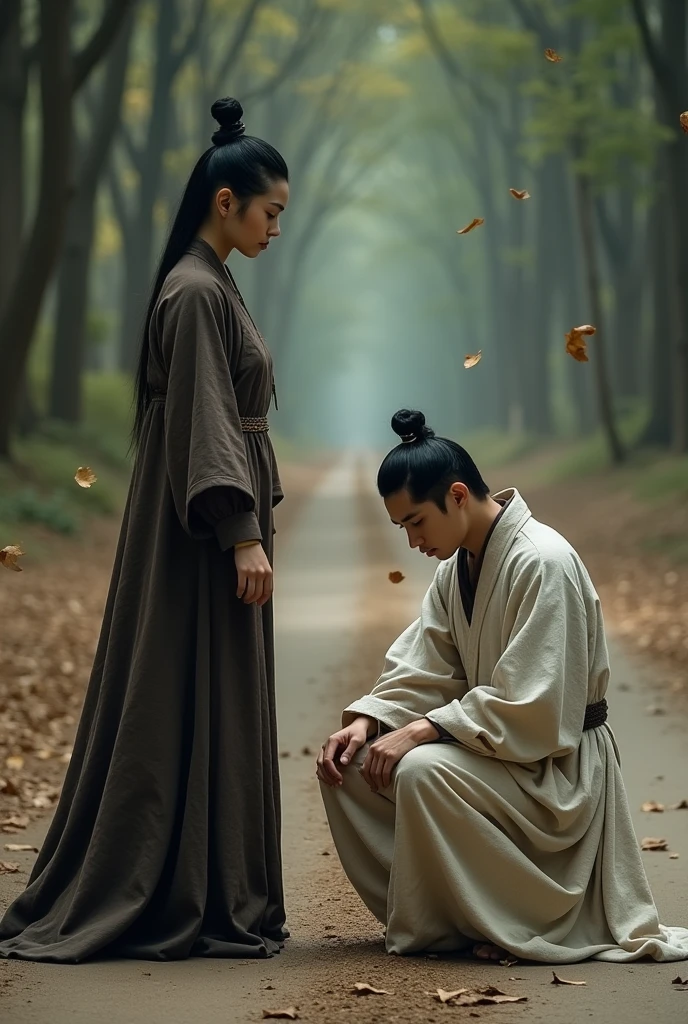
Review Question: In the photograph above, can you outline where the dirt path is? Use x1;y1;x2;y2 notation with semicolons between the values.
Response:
1;457;687;1023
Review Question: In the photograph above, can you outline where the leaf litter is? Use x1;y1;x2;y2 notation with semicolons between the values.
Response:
551;972;586;986
641;837;669;852
429;986;527;1006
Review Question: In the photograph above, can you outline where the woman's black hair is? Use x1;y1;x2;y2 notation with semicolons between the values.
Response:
377;409;490;508
131;97;288;448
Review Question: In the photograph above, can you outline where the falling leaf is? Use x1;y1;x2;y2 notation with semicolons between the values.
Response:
680;112;688;134
670;799;688;810
74;466;97;489
670;853;680;860
457;217;484;235
353;983;391;996
641;836;669;851
4;844;38;853
464;351;482;369
0;862;21;874
552;972;586;986
388;571;405;584
565;324;596;363
545;48;563;62
641;801;665;813
262;1010;299;1020
5;755;24;771
0;545;24;572
509;189;531;200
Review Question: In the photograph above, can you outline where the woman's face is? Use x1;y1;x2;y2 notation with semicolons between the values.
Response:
220;179;289;258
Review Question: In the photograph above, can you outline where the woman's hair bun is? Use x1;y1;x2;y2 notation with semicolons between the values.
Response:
391;409;435;443
211;97;245;146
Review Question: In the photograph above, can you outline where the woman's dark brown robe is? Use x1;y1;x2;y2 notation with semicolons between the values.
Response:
0;239;287;962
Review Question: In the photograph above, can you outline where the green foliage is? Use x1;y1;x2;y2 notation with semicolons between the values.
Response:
0;488;77;535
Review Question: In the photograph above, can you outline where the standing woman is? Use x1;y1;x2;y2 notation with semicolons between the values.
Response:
0;98;290;962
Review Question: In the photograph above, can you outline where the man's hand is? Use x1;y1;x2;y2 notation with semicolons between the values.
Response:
361;719;440;793
235;542;273;606
316;715;376;787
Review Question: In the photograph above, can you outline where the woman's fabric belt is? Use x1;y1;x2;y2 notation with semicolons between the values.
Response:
583;698;608;730
150;394;268;432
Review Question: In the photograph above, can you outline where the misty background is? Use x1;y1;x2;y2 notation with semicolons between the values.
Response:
1;0;687;500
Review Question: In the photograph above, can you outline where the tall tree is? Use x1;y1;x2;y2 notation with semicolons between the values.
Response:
0;0;137;458
630;0;688;452
49;8;135;423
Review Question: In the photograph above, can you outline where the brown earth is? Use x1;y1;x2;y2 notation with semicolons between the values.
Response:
0;454;687;1024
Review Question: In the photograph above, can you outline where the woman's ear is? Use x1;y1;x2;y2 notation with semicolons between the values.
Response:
216;187;233;217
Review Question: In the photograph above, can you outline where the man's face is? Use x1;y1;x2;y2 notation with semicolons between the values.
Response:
384;484;469;561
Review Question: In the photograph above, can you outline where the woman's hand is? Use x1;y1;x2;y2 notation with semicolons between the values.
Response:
235;542;273;606
361;719;440;793
316;715;376;787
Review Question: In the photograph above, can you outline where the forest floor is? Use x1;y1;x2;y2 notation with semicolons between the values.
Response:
0;450;687;1023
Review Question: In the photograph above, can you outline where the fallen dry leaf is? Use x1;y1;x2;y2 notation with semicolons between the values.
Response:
4;843;38;853
262;1010;299;1020
565;324;596;363
670;799;688;810
500;958;518;967
645;704;666;716
680;112;688;134
552;972;586;986
641;801;665;813
464;351;482;369
5;755;24;771
388;571;405;584
353;983;391;996
75;467;97;489
300;746;312;757
431;987;526;1006
545;48;563;62
457;217;484;235
509;189;531;200
1;815;29;829
672;975;688;985
279;751;291;758
0;861;21;874
641;837;669;851
669;853;680;860
0;545;24;572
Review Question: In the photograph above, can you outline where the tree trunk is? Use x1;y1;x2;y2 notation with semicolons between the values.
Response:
0;0;25;316
0;0;74;458
521;157;556;435
641;178;673;447
573;167;624;463
117;0;179;373
659;1;688;448
49;12;133;422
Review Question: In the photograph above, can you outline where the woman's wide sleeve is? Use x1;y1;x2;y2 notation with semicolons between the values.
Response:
159;274;262;550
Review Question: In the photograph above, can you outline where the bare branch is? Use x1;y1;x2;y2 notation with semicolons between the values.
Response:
211;0;266;91
242;2;329;103
171;0;208;77
72;0;138;93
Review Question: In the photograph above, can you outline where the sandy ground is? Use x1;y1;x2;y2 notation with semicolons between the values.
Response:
1;455;687;1024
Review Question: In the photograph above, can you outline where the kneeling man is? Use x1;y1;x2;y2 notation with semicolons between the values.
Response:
317;408;688;965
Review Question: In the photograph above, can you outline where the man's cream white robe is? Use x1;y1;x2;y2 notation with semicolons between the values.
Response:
321;489;688;963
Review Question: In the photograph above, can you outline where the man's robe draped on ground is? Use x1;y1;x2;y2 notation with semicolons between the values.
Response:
321;489;688;963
